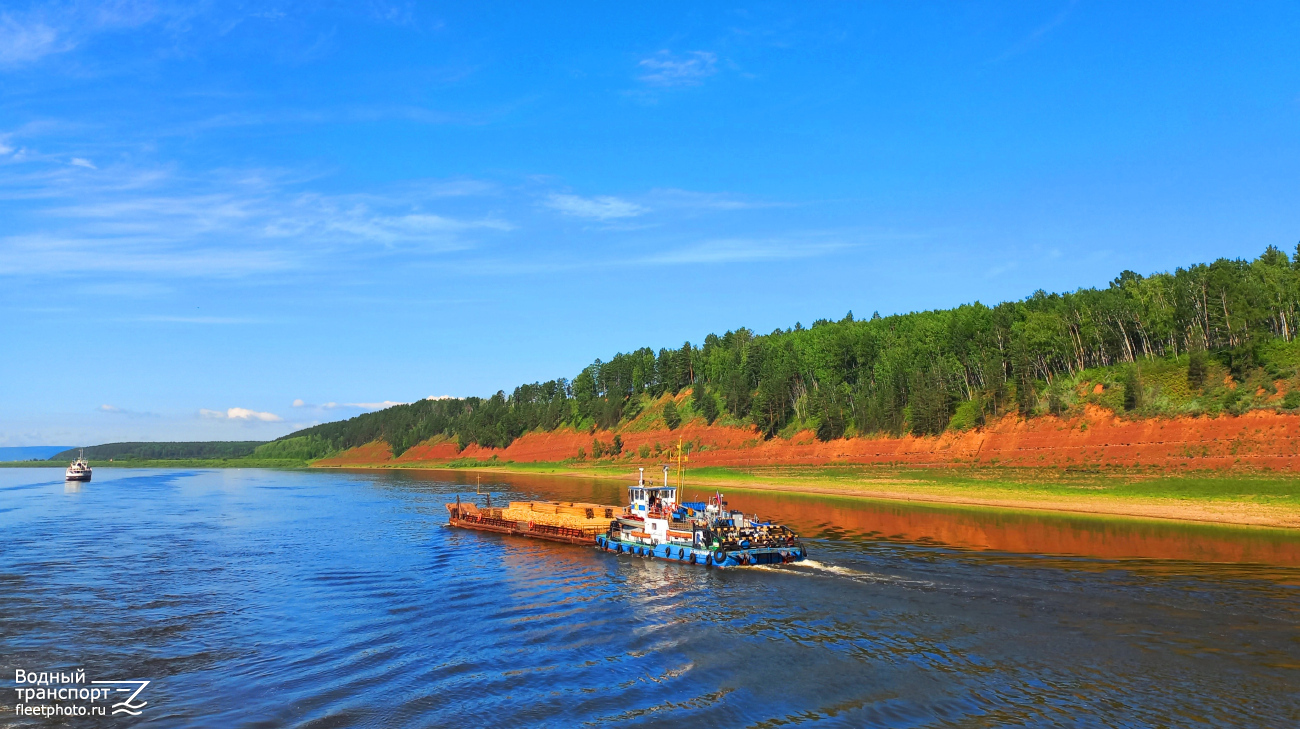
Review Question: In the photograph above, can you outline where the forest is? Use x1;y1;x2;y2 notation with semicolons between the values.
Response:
279;245;1300;457
49;441;266;461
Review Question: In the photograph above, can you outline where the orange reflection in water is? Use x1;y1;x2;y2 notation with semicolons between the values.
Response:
404;470;1300;568
722;490;1300;567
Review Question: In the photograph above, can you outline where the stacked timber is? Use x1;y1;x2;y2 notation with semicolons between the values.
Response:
500;500;621;531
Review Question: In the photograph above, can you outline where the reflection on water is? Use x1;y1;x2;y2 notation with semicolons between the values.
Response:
421;469;1300;569
1;467;1297;727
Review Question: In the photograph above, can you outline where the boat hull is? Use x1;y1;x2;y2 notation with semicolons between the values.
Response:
596;534;806;568
65;471;91;482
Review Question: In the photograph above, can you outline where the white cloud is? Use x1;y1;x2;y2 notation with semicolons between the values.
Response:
228;407;281;421
426;395;453;400
637;51;718;87
99;404;120;413
348;401;404;410
545;193;646;220
70;157;96;169
201;407;282;422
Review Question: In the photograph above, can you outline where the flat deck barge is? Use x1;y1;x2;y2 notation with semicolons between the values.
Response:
445;501;607;546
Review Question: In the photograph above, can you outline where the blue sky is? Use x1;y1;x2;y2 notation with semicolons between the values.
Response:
2;1;1298;446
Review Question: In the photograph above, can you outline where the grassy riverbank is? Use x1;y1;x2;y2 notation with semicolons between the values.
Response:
315;460;1300;529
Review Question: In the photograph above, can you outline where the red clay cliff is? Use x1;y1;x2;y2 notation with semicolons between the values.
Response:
314;404;1300;472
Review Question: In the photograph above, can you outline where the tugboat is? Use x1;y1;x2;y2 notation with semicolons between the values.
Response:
65;450;92;482
595;467;807;568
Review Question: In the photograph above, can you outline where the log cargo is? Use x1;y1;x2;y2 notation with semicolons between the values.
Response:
446;498;622;546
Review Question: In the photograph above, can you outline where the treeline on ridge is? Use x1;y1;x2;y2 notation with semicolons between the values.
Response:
280;244;1300;457
50;442;267;461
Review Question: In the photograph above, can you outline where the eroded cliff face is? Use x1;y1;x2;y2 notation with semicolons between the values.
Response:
312;405;1300;471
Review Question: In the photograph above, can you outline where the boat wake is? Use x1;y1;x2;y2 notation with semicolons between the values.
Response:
781;559;936;588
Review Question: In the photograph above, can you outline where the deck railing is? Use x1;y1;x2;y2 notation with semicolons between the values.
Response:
528;522;603;539
455;513;519;530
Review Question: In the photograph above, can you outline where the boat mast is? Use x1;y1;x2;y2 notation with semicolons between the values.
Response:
676;436;687;491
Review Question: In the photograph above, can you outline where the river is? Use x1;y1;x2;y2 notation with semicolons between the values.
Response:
1;467;1297;727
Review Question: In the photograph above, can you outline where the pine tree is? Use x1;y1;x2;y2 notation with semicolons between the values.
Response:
1123;367;1142;411
662;400;681;430
702;392;719;425
1188;350;1207;390
692;384;719;425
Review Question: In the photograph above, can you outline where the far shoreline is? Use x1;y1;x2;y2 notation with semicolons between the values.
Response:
8;458;1297;530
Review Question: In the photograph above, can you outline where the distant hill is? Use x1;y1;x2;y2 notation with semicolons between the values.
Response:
0;446;74;462
275;244;1300;458
49;442;267;461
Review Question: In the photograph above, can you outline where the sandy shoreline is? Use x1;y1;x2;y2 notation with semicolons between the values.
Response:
313;463;1300;530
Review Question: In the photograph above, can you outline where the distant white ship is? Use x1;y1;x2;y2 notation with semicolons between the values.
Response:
65;450;92;482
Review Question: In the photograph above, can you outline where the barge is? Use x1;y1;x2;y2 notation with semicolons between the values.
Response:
445;496;618;546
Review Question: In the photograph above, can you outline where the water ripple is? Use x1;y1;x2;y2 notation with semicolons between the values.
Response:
0;467;1296;727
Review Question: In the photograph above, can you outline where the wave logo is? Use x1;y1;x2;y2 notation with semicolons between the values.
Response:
90;680;150;716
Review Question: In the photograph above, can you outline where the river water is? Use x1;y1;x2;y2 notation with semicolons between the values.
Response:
1;467;1297;727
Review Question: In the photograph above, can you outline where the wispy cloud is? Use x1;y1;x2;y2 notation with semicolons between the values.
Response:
0;14;67;66
646;188;769;211
641;237;848;265
990;1;1078;64
176;104;497;135
201;407;282;422
274;207;512;247
292;399;405;411
0;232;296;277
135;315;263;324
545;193;646;220
0;2;166;68
69;157;96;169
637;50;718;87
0;161;514;278
98;404;158;418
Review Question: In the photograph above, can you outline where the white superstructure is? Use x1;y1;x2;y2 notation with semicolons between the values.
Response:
65;450;92;482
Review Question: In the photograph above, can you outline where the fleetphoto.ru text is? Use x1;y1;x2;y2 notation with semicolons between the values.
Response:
11;668;150;719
